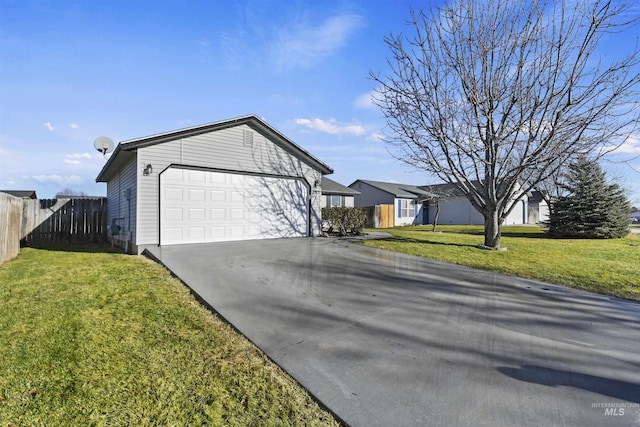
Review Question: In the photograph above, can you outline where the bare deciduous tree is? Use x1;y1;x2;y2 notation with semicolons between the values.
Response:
421;185;456;232
56;188;89;197
372;0;640;249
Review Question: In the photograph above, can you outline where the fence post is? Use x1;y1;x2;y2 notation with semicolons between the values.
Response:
0;193;23;264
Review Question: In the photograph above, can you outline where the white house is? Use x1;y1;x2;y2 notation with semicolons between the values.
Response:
96;115;333;253
349;179;528;227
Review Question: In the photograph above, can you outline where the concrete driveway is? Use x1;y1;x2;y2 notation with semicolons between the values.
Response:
146;237;640;427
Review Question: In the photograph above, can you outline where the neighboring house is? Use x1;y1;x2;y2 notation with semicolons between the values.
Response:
321;177;359;208
527;190;549;224
349;180;432;226
349;179;528;227
96;115;333;253
0;190;37;199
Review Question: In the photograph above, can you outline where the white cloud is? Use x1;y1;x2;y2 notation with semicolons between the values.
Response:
354;91;378;110
64;153;93;165
366;132;384;142
295;118;366;136
610;134;640;155
69;123;79;129
43;122;54;131
2;178;16;186
31;174;83;185
274;13;364;71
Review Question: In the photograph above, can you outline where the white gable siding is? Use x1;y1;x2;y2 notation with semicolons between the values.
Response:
395;198;422;226
504;199;528;225
136;124;322;246
106;157;137;243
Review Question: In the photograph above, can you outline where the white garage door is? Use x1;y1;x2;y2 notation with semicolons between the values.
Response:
160;167;309;245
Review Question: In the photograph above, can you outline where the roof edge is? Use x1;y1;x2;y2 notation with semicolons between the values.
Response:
95;115;333;182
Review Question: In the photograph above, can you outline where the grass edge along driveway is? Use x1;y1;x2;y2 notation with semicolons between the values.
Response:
0;246;339;427
362;225;640;301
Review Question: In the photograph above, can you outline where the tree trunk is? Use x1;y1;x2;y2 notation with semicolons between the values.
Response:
432;201;441;232
484;211;501;249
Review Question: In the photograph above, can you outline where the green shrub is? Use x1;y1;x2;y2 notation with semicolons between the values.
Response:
322;207;366;236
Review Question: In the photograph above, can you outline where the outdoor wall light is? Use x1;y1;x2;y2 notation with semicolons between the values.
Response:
314;179;320;188
143;164;153;176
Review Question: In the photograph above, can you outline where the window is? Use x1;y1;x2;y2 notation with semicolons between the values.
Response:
399;199;414;217
329;195;342;207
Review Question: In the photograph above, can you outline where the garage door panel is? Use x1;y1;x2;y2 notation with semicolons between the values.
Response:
161;168;308;245
188;227;205;240
163;168;184;182
188;189;205;201
164;228;183;241
210;208;225;220
230;208;244;220
210;190;225;201
230;191;244;202
165;187;183;201
164;208;183;221
230;225;244;238
210;173;226;184
189;170;206;183
247;210;261;220
210;226;226;239
188;208;205;220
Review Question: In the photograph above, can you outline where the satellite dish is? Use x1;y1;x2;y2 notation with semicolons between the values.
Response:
94;136;114;155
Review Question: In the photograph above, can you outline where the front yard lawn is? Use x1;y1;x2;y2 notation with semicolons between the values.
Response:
362;225;640;301
0;246;338;426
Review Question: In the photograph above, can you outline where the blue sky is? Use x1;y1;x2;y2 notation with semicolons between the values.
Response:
1;0;639;204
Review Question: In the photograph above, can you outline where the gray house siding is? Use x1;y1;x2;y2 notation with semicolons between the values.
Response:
352;179;529;227
426;197;484;225
136;124;322;247
106;157;137;245
426;196;527;225
351;181;394;206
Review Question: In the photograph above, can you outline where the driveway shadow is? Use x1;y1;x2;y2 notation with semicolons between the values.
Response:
377;236;479;249
497;365;640;402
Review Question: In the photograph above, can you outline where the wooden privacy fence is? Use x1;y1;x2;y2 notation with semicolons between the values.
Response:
0;195;107;264
362;204;395;228
22;198;107;245
0;192;23;264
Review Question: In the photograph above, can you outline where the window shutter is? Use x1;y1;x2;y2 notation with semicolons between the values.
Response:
398;200;402;217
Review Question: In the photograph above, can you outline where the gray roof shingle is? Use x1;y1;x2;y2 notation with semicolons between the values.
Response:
322;177;360;195
353;180;434;198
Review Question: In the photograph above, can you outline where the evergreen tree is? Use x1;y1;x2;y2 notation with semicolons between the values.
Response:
549;158;630;238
